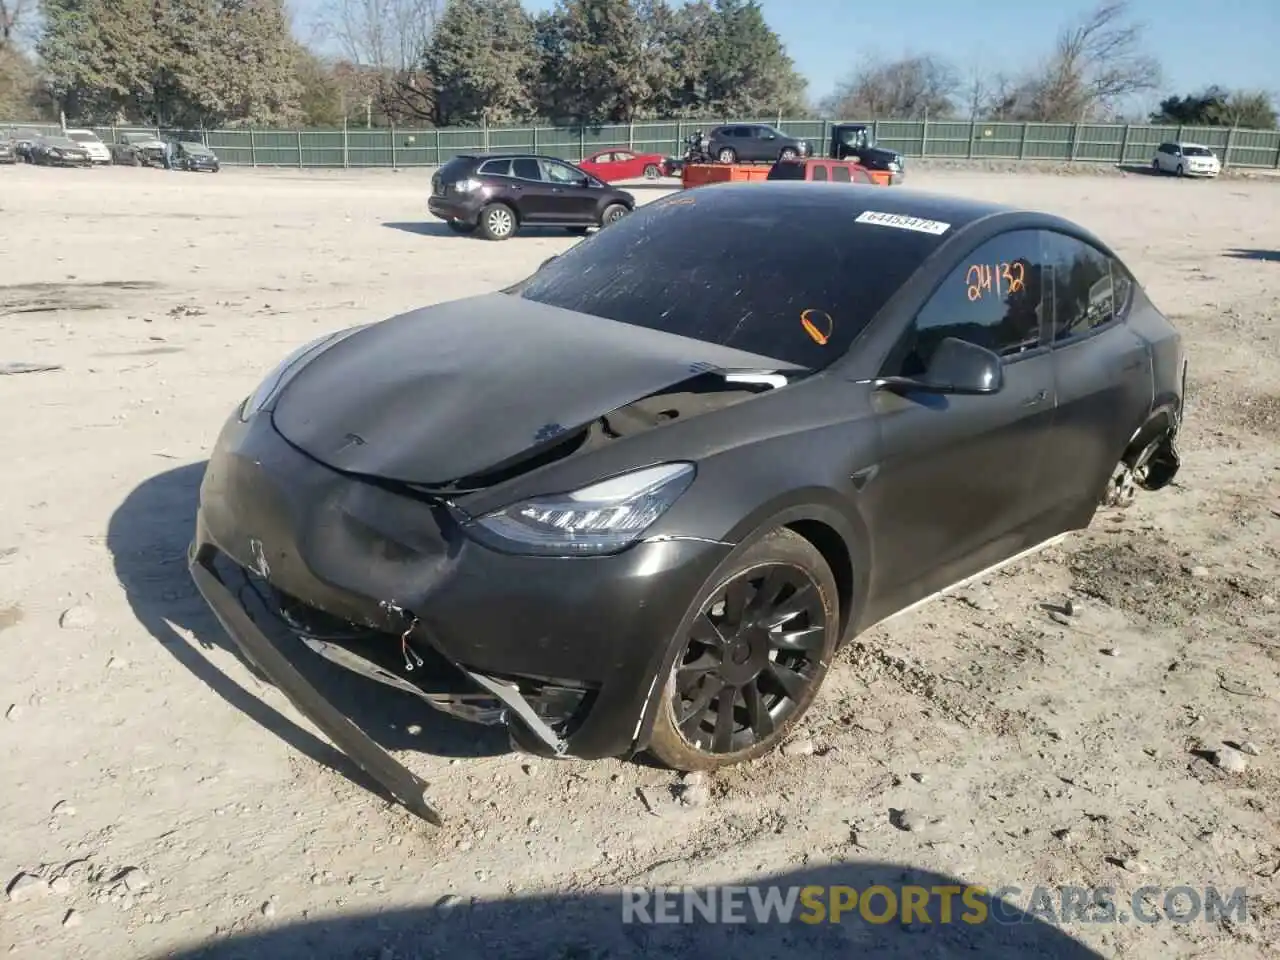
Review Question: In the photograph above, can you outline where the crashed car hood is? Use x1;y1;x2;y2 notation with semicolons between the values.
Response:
271;293;804;486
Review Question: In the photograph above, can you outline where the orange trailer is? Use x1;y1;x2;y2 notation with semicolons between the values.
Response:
680;163;773;190
681;159;893;190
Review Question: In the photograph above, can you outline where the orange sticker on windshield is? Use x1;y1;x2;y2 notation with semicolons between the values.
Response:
801;309;833;345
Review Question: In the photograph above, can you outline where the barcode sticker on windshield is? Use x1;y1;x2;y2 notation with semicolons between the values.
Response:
855;210;951;235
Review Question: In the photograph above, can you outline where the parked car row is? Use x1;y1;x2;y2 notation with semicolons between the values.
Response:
1;129;221;172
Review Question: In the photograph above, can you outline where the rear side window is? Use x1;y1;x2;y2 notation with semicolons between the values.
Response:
831;165;850;183
812;164;828;181
437;157;478;182
1044;232;1117;341
479;159;511;176
880;229;1048;377
512;157;542;180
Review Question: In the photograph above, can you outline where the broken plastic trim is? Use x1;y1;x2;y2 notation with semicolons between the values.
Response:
465;673;570;756
187;542;444;826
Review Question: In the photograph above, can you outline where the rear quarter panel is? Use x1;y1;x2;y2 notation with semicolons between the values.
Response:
1127;291;1185;427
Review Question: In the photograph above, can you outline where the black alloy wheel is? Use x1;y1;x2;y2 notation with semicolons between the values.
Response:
601;203;629;226
648;529;838;770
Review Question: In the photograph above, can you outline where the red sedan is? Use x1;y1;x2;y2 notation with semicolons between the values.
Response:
577;148;667;182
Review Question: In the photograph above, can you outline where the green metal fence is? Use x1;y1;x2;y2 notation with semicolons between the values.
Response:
6;118;1280;169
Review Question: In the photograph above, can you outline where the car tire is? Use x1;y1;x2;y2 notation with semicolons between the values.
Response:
647;527;840;772
446;219;477;235
779;147;798;161
643;163;660;179
477;202;517;241
566;226;591;235
600;203;629;227
717;147;737;164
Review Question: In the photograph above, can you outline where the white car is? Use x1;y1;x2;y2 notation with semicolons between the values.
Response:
1151;141;1221;178
65;128;112;165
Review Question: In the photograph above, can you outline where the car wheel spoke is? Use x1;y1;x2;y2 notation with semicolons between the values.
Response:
764;582;819;630
676;651;720;693
747;567;790;618
677;677;723;729
722;579;752;628
769;624;826;653
742;679;774;739
765;661;809;702
713;687;738;752
688;613;728;648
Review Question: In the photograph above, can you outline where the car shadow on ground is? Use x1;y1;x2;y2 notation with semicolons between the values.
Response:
382;220;588;239
106;462;509;803
1117;163;1164;177
148;862;1106;960
1224;248;1280;262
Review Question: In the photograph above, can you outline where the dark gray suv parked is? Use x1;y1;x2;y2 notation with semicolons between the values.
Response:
706;124;810;164
429;153;636;241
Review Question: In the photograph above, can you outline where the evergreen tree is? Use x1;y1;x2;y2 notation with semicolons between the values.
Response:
701;0;805;117
424;0;536;126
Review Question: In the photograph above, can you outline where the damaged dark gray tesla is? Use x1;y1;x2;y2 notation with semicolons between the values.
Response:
189;183;1187;823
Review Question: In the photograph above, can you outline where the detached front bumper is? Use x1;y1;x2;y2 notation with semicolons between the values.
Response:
189;543;445;824
188;411;730;820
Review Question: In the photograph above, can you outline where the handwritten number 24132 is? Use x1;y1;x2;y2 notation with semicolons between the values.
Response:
965;261;1026;302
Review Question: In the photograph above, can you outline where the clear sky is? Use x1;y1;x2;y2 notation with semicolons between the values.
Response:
299;0;1279;105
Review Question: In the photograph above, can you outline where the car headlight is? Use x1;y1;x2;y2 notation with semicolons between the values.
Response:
238;326;366;421
467;463;696;557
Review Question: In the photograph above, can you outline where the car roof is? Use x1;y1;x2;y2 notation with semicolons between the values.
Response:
452;153;575;163
1174;141;1211;148
787;157;862;166
694;181;1017;227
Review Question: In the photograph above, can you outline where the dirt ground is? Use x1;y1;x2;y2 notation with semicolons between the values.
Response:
1;162;1278;960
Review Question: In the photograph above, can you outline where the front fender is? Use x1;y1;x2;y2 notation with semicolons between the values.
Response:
629;493;871;756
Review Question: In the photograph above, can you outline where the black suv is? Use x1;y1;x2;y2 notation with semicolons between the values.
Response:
705;124;810;164
429;153;636;241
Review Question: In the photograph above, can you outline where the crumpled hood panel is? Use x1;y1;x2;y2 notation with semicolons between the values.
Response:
271;293;802;485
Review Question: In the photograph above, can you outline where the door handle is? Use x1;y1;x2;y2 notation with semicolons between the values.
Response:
1021;389;1048;407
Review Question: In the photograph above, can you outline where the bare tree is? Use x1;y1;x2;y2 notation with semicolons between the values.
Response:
315;0;443;122
1;0;35;50
823;53;959;120
1028;0;1160;121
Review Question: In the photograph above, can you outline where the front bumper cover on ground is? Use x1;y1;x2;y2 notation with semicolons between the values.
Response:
189;542;447;825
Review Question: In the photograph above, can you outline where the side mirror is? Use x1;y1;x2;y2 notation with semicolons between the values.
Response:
878;337;1004;396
